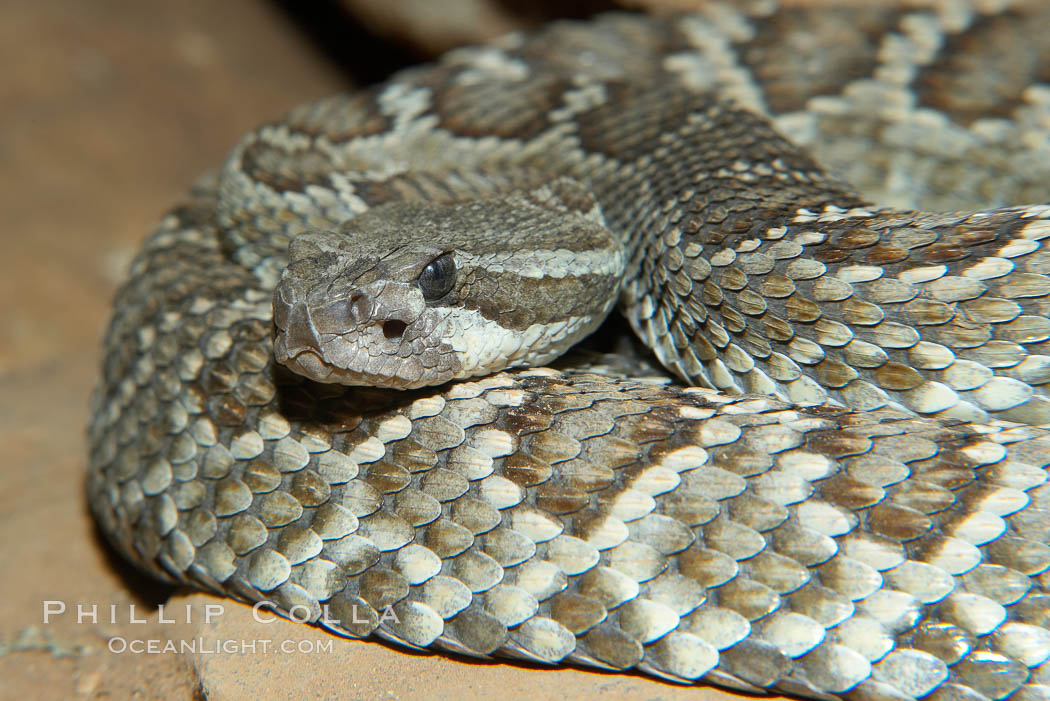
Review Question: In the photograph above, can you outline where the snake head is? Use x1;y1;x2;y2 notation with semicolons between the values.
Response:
272;185;624;389
272;228;463;389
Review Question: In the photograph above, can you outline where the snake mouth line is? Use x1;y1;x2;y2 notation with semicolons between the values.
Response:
280;346;431;390
280;348;335;381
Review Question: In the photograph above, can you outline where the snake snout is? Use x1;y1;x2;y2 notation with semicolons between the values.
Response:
272;283;323;359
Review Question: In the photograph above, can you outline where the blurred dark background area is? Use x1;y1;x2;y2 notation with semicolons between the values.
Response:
274;0;629;82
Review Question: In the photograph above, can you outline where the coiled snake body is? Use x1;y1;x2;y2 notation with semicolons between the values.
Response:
90;4;1050;699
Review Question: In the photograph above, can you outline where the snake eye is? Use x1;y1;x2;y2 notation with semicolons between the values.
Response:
418;253;456;301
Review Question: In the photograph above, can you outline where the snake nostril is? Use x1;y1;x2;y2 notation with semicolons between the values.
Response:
350;293;371;322
382;320;407;339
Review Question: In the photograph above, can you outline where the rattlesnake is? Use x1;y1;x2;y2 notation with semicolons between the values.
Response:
89;3;1050;699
